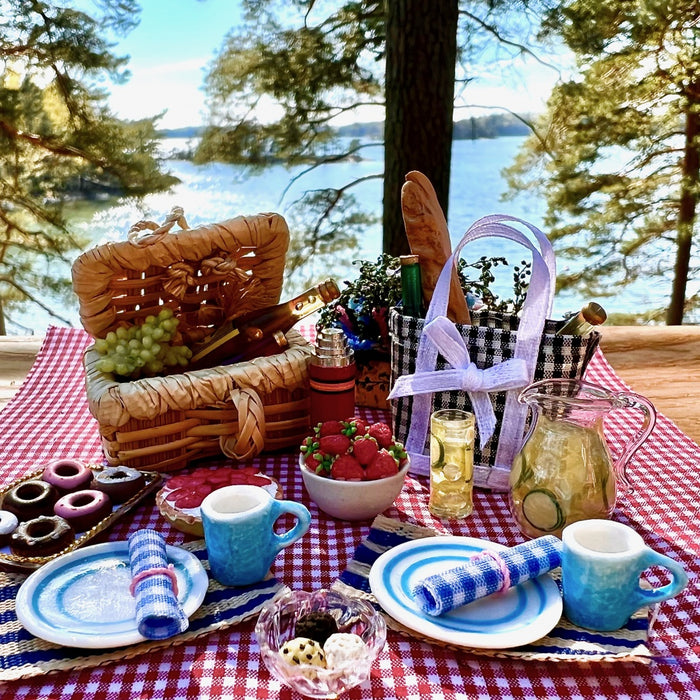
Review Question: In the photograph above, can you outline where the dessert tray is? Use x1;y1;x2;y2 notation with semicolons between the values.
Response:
0;466;162;570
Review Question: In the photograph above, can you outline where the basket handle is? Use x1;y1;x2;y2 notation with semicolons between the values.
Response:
402;214;556;480
127;206;189;247
220;387;267;460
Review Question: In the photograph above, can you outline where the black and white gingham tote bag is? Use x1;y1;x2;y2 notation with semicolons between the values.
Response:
388;215;599;491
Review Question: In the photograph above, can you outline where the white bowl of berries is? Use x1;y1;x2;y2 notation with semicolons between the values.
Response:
299;417;410;521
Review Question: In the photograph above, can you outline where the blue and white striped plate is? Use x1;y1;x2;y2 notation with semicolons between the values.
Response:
16;541;208;648
368;536;562;649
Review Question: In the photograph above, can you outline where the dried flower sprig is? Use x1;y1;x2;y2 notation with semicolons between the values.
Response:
318;254;532;352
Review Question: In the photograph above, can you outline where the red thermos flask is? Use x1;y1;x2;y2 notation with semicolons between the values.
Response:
309;328;356;426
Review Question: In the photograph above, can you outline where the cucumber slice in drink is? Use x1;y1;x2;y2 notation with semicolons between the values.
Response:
430;435;445;469
521;489;565;533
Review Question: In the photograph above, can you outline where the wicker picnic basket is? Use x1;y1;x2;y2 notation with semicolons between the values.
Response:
72;207;313;472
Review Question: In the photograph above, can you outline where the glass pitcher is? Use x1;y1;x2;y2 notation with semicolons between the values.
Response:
509;378;656;539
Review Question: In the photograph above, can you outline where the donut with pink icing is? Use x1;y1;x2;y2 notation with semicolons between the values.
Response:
54;489;112;532
2;480;58;521
41;459;93;494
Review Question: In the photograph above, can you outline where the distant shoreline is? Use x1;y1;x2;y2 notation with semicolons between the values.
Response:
159;113;534;142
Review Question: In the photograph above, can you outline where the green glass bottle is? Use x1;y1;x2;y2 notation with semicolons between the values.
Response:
400;254;423;317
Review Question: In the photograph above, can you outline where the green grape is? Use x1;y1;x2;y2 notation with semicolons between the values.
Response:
147;360;164;373
94;309;190;378
96;358;115;373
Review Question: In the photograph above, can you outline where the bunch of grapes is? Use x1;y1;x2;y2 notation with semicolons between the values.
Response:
93;308;193;379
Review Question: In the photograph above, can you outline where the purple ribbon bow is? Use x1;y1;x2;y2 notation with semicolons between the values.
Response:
388;316;529;448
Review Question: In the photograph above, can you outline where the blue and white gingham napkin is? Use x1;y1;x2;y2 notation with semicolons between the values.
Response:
412;535;562;616
128;529;189;640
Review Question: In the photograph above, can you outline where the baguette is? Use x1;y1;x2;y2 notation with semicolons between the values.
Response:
400;171;471;323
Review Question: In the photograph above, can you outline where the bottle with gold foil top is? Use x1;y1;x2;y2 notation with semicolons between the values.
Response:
556;302;607;337
189;279;340;369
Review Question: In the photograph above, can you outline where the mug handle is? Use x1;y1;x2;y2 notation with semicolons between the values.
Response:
632;549;688;608
270;500;311;554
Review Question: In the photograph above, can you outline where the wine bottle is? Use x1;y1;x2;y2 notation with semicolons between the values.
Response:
189;279;340;369
556;302;607;337
400;254;423;317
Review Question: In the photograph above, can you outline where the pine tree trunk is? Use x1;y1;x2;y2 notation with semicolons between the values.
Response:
383;0;459;257
667;99;700;325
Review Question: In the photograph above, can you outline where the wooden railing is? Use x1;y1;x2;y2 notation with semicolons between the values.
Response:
1;327;698;444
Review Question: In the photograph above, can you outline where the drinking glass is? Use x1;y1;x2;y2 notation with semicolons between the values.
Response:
429;409;475;519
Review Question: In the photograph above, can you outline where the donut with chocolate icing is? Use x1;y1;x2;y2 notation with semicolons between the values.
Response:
10;515;75;557
54;489;112;532
0;510;19;546
42;459;93;494
2;480;58;521
92;466;145;504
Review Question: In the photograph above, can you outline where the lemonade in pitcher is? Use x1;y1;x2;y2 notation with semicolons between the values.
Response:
509;379;656;539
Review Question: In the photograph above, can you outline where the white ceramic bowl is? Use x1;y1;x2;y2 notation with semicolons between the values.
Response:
299;454;410;521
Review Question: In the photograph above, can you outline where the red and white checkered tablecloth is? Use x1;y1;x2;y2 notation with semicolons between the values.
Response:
0;326;698;700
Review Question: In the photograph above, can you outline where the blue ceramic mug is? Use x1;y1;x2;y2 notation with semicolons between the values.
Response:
201;485;311;587
562;519;688;631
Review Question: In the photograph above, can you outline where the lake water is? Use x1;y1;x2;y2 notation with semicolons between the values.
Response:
10;136;661;334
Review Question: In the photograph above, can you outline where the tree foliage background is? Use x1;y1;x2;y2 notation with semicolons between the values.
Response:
0;0;177;333
195;0;553;285
505;0;700;324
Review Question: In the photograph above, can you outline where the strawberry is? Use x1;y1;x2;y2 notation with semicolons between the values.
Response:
368;421;394;449
319;433;351;455
300;435;319;456
207;469;234;485
165;475;192;489
352;436;379;466
311;451;334;476
365;449;399;480
345;416;368;436
316;420;345;436
247;474;273;487
331;454;365;481
388;440;408;464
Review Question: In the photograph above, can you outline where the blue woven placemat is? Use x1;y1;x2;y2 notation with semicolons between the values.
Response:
0;540;282;682
333;515;652;663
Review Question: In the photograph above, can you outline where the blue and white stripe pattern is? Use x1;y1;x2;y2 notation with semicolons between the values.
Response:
413;535;562;616
128;529;189;639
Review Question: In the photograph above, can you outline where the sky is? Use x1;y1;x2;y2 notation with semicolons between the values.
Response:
107;1;566;131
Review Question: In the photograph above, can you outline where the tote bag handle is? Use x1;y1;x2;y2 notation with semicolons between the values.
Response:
399;214;557;480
